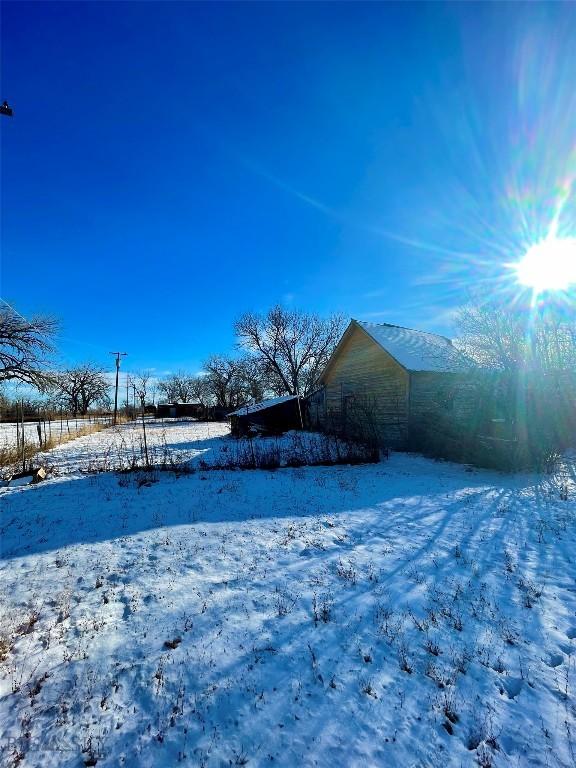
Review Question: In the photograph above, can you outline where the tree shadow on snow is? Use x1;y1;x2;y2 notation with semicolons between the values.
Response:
1;456;568;564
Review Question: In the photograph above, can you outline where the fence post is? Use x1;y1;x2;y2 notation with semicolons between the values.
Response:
21;399;26;472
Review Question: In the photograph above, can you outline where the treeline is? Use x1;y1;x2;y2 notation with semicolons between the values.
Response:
0;364;112;419
0;303;345;417
147;306;345;410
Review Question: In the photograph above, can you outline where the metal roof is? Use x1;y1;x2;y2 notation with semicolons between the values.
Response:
228;395;299;417
356;320;472;373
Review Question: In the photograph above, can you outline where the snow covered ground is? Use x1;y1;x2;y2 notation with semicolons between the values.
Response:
8;419;370;477
27;419;233;476
1;421;575;767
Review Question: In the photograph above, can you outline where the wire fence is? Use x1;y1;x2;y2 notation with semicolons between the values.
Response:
0;414;113;450
0;411;120;474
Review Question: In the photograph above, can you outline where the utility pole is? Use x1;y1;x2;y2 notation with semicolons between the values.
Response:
110;352;127;425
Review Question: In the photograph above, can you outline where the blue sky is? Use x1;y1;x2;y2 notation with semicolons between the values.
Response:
1;1;575;376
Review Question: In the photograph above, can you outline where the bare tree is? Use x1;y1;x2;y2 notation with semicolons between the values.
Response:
158;372;197;403
0;305;58;389
148;377;159;406
131;371;152;466
455;301;576;372
203;355;248;409
157;375;177;402
0;384;9;416
235;306;345;396
454;299;576;464
188;375;212;408
234;355;266;402
54;365;110;416
131;371;152;405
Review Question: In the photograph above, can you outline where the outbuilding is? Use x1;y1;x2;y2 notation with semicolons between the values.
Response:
229;395;304;437
308;319;480;457
156;402;203;419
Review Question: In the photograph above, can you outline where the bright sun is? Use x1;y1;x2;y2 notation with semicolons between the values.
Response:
515;236;576;293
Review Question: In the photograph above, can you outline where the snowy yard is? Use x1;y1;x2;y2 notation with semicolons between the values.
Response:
1;421;575;767
28;419;233;476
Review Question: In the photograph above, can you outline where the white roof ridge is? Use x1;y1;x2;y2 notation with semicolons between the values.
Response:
352;319;471;373
355;319;452;345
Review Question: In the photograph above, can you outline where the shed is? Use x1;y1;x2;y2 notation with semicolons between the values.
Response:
228;395;304;437
311;319;479;456
156;402;203;419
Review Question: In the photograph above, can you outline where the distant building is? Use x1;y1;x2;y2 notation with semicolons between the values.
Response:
156;402;203;419
229;395;304;437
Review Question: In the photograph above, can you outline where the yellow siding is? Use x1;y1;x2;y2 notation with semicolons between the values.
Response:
319;325;409;445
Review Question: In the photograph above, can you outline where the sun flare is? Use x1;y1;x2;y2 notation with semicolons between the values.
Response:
514;236;576;293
